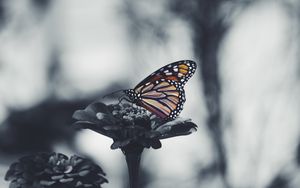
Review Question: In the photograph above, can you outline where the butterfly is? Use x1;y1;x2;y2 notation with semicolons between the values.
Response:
123;60;197;120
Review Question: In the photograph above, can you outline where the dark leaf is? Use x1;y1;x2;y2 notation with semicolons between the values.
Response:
157;119;197;139
111;139;131;149
150;139;162;149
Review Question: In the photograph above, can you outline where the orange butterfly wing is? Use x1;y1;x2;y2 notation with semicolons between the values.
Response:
132;60;197;120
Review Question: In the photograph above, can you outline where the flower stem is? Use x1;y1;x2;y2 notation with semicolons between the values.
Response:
122;144;144;188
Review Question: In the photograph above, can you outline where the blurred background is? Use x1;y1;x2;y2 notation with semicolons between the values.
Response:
0;0;300;187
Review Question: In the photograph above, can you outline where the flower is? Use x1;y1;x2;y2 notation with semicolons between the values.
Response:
72;101;197;152
5;152;108;188
73;101;197;188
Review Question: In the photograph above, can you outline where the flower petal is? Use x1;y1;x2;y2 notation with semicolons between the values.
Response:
59;177;74;183
72;102;110;123
86;102;110;114
156;118;197;139
40;180;56;186
72;110;99;123
144;131;161;139
102;125;123;131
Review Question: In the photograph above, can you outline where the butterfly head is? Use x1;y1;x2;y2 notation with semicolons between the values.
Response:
124;89;139;103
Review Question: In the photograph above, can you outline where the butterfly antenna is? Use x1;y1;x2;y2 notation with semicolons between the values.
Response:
102;89;125;99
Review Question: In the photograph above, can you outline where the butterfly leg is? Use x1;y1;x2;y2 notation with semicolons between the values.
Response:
118;96;132;104
118;96;125;104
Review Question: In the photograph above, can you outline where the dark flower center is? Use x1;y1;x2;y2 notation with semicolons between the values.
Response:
108;103;152;130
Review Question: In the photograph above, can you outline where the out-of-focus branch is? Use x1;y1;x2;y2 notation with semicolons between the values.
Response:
0;0;5;27
170;0;231;187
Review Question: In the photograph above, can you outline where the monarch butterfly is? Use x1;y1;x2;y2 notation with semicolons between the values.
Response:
122;60;197;120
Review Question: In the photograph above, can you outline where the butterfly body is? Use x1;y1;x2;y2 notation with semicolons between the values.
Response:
124;60;196;120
